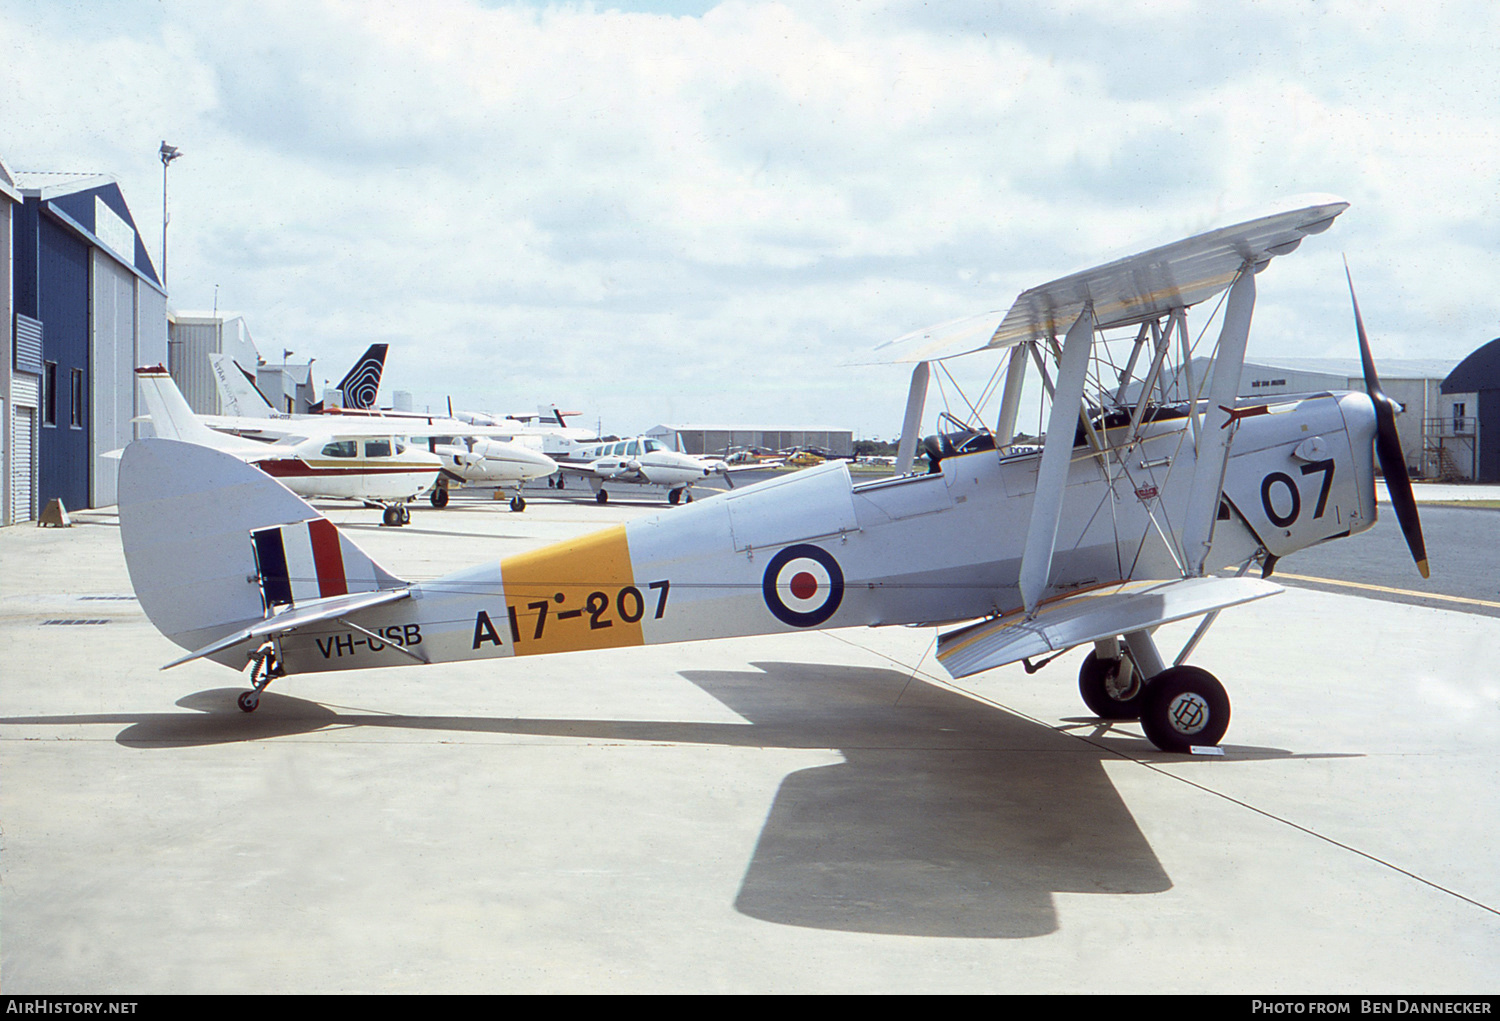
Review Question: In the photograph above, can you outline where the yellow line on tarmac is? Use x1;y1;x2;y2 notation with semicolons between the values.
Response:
1275;572;1500;611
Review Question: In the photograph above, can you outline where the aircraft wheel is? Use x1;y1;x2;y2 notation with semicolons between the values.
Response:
1078;650;1145;719
1140;666;1230;752
510;496;526;512
596;490;608;504
668;489;681;505
397;505;410;525
430;487;450;508
684;491;694;503
237;691;260;714
382;506;401;526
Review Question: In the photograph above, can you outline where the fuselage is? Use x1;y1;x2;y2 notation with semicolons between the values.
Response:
263;392;1380;676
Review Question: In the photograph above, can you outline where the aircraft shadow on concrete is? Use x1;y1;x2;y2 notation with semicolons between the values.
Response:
0;661;1343;939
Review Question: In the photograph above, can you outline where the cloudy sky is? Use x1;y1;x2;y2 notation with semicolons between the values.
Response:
3;0;1497;439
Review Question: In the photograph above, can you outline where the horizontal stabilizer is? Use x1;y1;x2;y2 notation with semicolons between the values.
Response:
869;194;1348;364
161;587;412;669
935;577;1282;680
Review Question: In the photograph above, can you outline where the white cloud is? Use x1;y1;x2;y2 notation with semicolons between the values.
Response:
2;0;1497;435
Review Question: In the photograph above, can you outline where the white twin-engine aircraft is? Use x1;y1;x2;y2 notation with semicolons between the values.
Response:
117;195;1428;752
553;436;743;504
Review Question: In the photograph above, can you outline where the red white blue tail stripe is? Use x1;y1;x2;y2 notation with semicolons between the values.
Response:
252;518;381;608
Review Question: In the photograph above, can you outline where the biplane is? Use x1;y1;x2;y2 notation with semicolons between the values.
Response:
116;194;1427;752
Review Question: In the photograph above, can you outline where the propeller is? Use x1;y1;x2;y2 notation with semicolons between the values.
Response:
1346;261;1429;578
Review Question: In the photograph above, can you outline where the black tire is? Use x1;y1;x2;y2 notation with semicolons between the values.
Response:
596;490;608;504
684;491;694;503
237;691;259;714
397;505;410;525
382;506;400;526
1140;666;1230;752
430;487;450;508
668;489;682;505
510;496;526;512
1078;650;1146;719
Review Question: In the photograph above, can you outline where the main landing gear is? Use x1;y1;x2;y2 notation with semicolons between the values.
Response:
667;488;694;505
380;503;411;526
1080;634;1230;753
238;642;284;713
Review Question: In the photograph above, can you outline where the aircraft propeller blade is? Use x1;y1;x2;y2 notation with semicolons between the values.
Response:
1346;263;1429;578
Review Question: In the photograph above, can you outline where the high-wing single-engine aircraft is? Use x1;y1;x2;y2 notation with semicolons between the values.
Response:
553;435;744;504
135;366;444;525
202;355;558;511
116;195;1428;752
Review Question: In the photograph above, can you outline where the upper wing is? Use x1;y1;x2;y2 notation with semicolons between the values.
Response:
869;194;1348;364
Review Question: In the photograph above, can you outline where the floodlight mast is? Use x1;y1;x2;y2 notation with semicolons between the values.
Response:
159;141;182;287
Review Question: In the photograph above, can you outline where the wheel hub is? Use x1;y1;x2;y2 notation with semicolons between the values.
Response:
1166;692;1211;735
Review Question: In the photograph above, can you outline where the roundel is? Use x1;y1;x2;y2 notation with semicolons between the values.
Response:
762;544;845;627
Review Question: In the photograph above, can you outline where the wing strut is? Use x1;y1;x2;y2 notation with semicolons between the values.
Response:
894;361;930;474
1180;265;1257;576
993;343;1030;448
1019;307;1094;615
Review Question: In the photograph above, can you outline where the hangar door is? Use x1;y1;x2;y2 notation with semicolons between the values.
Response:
11;376;38;522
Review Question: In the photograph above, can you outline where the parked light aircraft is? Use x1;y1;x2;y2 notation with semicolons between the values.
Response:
552;436;748;504
206;355;558;511
117;195;1429;754
136;366;443;525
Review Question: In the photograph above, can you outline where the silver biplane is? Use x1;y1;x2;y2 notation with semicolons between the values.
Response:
116;195;1427;752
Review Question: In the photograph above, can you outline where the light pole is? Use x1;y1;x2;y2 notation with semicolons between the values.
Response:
159;141;182;287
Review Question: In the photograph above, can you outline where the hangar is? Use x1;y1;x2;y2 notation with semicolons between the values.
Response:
1440;338;1500;482
1;166;168;521
647;423;854;458
4;165;167;520
1139;356;1468;480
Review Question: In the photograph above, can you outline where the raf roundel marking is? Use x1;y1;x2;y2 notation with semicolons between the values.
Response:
762;544;845;628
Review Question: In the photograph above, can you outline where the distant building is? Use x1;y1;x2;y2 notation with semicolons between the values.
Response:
1130;356;1464;480
167;311;259;415
7;169;167;516
646;424;854;458
1440;338;1500;482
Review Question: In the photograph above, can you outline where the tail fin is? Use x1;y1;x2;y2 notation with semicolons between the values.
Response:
119;438;404;667
335;343;388;410
208;353;277;418
135;365;236;449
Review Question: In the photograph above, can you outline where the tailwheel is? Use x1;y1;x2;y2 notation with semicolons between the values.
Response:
1140;665;1230;752
239;644;283;714
1078;649;1145;719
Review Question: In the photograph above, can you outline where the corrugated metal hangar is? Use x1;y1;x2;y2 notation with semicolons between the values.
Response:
1146;355;1485;481
646;424;855;458
3;162;167;521
1440;338;1500;482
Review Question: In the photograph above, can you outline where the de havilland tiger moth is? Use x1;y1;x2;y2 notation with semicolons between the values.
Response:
116;195;1429;753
